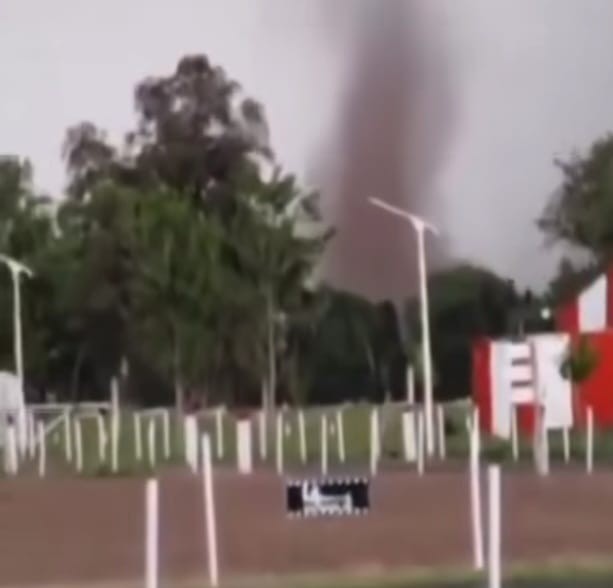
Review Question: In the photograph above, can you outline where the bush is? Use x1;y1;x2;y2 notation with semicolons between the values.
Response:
560;336;599;384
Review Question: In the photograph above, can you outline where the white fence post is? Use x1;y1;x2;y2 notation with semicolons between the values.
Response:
63;410;72;462
184;415;199;473
147;418;157;469
27;410;36;459
162;410;171;459
487;465;502;588
586;407;594;474
145;478;159;588
336;410;345;463
201;434;219;587
562;427;570;463
37;420;46;477
416;410;425;476
437;404;446;460
215;408;224;460
74;419;83;473
236;420;253;474
5;423;18;475
402;411;416;462
111;412;119;473
134;412;143;462
370;408;379;476
469;418;484;570
321;414;328;476
298;410;307;464
510;405;518;461
97;413;107;462
542;427;550;476
407;366;415;405
258;410;267;461
275;411;284;475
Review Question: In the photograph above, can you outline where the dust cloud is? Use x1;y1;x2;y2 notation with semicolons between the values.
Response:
316;0;456;302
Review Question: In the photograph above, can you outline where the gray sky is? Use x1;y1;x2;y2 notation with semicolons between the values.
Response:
1;0;613;292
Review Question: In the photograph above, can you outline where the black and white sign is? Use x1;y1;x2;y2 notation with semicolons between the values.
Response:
286;477;369;518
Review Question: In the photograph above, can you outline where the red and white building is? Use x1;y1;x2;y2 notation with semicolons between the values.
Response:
556;266;613;333
473;265;613;437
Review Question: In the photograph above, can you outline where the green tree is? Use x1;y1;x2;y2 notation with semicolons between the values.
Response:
538;133;613;260
223;172;330;410
131;186;224;410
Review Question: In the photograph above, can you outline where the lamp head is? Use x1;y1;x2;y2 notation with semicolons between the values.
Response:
0;254;33;278
368;197;440;236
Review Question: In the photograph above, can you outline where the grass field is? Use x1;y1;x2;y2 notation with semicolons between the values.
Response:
206;562;613;588
3;399;613;476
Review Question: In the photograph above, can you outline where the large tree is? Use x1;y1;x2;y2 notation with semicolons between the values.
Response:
58;55;327;408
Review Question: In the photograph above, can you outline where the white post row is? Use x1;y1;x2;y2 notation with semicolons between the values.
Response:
201;434;219;587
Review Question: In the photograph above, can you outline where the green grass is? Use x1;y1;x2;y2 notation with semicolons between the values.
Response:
220;561;613;588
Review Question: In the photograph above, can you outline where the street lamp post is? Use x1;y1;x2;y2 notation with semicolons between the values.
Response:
368;198;439;457
0;254;33;454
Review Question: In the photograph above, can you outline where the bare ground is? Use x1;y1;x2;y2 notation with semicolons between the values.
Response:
1;466;613;586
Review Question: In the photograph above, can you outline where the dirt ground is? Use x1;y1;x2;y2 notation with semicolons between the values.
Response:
1;466;613;586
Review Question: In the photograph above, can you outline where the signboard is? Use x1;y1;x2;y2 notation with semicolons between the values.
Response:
286;477;369;518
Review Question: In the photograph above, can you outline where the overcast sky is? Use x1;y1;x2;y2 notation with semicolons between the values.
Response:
1;0;613;292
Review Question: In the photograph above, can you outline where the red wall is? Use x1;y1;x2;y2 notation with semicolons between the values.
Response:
556;299;579;333
575;331;613;428
471;338;492;433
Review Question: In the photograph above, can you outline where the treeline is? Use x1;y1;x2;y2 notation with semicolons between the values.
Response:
2;52;607;409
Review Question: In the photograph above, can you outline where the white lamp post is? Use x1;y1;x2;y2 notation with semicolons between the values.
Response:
368;198;439;457
0;254;33;454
